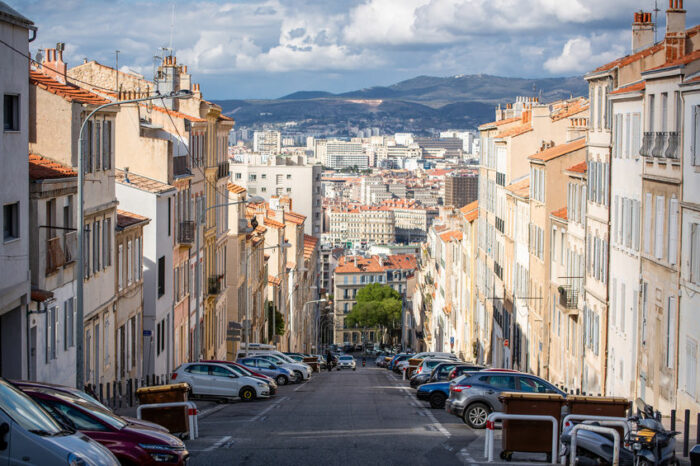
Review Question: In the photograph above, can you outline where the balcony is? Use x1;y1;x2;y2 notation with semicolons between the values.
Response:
217;162;229;180
46;236;65;275
178;220;195;245
208;274;223;296
645;132;680;160
173;156;191;177
558;284;578;310
64;231;77;263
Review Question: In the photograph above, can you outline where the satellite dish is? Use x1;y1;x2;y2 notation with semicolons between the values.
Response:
250;217;259;230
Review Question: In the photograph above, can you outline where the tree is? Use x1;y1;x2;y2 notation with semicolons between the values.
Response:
266;301;284;339
345;283;403;344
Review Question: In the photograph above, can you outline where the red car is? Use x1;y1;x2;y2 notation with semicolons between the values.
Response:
20;386;188;465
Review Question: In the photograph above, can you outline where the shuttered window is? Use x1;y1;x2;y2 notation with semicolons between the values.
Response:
644;193;652;254
655;195;665;259
666;297;677;368
668;197;678;265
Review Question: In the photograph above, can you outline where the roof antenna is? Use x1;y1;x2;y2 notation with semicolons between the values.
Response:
168;2;175;53
653;0;660;44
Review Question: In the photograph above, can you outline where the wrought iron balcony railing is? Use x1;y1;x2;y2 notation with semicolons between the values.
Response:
217;162;229;180
178;220;195;245
558;284;578;309
64;231;77;264
46;236;65;275
173;156;191;177
208;274;224;296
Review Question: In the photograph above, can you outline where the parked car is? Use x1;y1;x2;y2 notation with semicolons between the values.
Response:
201;360;278;395
170;362;270;401
13;380;168;432
20;385;188;465
445;371;565;428
388;353;413;371
447;365;486;380
0;378;119;465
237;357;295;385
409;359;454;388
337;355;356;370
241;351;312;382
416;381;451;409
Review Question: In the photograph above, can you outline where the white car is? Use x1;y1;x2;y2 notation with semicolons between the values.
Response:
337;355;356;370
171;362;270;401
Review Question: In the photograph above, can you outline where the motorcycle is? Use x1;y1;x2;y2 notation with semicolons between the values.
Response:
560;398;679;466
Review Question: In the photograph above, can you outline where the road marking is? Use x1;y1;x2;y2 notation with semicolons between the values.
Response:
387;372;451;438
198;404;225;419
203;435;231;452
458;446;478;466
249;396;287;422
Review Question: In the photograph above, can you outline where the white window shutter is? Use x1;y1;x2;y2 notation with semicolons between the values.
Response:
615;195;620;244
582;186;587;221
667;297;677;368
625;198;632;248
611;278;617;328
620;282;626;333
644;193;653;254
633;113;641;158
668;198;679;265
633;200;641;251
694;106;700;166
692;224;700;285
655;195;665;260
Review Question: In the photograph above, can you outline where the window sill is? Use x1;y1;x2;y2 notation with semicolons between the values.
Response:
3;237;20;245
3;130;20;134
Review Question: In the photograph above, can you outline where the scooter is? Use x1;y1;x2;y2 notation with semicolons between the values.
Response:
560;398;679;466
362;358;366;367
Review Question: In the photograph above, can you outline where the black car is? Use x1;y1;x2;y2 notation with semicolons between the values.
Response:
448;364;486;380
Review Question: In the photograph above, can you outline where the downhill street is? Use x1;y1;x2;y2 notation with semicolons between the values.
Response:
185;364;486;465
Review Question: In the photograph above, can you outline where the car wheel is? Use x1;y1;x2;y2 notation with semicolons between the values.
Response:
276;375;288;386
429;392;447;409
293;370;304;382
239;387;256;401
464;403;490;429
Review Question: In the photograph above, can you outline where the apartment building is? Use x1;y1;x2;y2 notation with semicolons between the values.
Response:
29;55;119;389
0;2;34;379
333;254;416;345
384;199;439;243
27;155;77;386
457;201;480;361
325;140;367;169
253;130;281;155
444;172;478;209
328;206;395;246
230;154;323;235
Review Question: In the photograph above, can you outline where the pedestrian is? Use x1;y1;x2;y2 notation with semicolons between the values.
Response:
326;350;333;372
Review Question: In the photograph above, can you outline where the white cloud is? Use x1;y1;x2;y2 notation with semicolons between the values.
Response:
544;33;626;74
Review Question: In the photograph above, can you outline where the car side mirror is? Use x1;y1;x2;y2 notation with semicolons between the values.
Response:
0;422;8;451
270;365;278;370
228;374;238;378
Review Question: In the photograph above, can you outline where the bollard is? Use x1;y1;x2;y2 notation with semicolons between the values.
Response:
112;381;117;407
128;379;133;407
671;410;676;431
697;413;700;445
106;383;111;408
684;409;690;457
99;383;103;402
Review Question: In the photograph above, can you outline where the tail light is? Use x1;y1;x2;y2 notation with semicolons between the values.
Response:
448;369;456;379
171;372;178;380
451;385;471;392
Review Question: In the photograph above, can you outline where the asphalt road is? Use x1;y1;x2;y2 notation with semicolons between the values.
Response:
184;364;488;466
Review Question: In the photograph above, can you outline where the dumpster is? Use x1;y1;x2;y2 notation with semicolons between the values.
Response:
303;357;320;372
565;395;631;438
406;358;424;378
500;392;566;461
136;383;191;434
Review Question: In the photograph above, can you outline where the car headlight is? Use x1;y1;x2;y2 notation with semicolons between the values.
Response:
149;453;178;462
67;453;87;466
257;382;266;388
138;443;176;452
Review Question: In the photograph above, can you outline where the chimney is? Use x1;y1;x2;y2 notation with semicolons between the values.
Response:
632;11;654;52
42;45;67;83
665;0;687;62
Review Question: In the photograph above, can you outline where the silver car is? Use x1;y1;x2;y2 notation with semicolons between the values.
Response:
0;378;119;465
337;355;356;370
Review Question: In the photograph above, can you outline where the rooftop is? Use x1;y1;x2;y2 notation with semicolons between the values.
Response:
335;253;417;274
29;154;76;180
30;70;110;106
566;161;587;173
439;230;463;242
610;81;646;95
116;210;150;230
505;177;530;198
227;183;246;194
551;207;568;221
528;137;586;162
460;200;479;222
496;123;533;138
115;169;176;194
478;116;521;130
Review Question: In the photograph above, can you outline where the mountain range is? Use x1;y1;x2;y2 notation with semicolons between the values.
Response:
213;74;588;133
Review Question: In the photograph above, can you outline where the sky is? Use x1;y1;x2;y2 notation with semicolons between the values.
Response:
11;0;700;99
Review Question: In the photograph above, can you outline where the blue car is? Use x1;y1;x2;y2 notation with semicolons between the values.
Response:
237;357;295;386
416;381;451;409
388;353;412;371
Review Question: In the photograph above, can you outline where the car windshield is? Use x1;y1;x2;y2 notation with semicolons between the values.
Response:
227;364;253;376
50;392;128;430
262;354;287;364
0;380;62;434
339;356;353;360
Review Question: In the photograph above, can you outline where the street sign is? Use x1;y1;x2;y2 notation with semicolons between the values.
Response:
143;330;152;337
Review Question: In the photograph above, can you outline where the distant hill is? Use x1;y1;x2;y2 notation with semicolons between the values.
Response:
213;74;588;133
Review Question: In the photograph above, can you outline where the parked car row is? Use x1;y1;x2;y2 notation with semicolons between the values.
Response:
379;351;566;431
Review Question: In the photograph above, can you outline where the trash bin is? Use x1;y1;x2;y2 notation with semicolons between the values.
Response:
303;357;320;372
500;392;565;461
565;395;631;438
136;383;191;434
690;444;700;466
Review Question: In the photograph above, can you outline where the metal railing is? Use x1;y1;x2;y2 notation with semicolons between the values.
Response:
640;132;653;157
217;162;229;180
64;231;77;263
173;156;191;176
569;424;620;466
484;412;558;464
665;131;679;159
46;236;65;274
178;220;194;245
208;275;223;295
558;284;578;309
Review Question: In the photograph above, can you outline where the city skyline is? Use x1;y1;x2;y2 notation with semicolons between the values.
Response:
13;0;700;99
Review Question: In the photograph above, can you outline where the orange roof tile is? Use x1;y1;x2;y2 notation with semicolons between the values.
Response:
227;183;246;194
505;177;530;198
460;200;479;222
439;230;463;242
303;234;319;260
566;161;587;173
284;212;306;225
528;138;586;162
116;209;150;229
551;100;589;121
551;207;568;221
497;123;533;138
335;254;417;274
646;49;700;72
479;116;520;130
610;82;646;95
115;169;176;194
264;217;285;229
592;43;664;73
30;70;110;105
268;275;282;286
29;154;76;180
143;104;206;122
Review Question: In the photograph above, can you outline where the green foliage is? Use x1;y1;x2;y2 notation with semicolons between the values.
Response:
345;283;402;331
266;301;285;337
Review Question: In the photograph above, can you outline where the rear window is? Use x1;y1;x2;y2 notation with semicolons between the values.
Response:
185;364;209;375
340;356;352;360
486;375;516;390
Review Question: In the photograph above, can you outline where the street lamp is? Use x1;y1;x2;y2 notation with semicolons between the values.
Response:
300;298;326;353
192;195;264;363
244;241;291;356
76;89;192;390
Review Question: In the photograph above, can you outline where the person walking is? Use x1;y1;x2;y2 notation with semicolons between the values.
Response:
326;351;333;372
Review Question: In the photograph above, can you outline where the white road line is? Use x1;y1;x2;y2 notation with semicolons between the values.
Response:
458;446;478;466
249;396;287;422
203;435;232;452
388;373;452;438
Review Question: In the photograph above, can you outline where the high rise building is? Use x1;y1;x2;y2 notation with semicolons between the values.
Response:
444;172;479;208
253;130;282;155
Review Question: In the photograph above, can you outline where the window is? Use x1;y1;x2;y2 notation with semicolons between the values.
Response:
40;400;107;431
93;220;100;272
210;365;232;377
3;94;19;131
118;245;123;290
3;202;19;241
102;120;111;169
158;256;165;297
654;195;665;260
46;306;57;362
185;364;209;375
167;198;171;237
235;173;242;180
136;237;142;280
691;224;700;285
64;298;74;349
666;297;677;368
519;377;553;393
668;198;678;265
486;375;516;390
693;106;700;166
102;217;111;267
685;337;697;398
127;240;133;285
94;121;101;171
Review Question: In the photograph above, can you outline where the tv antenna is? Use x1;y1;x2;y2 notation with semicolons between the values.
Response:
168;3;175;52
653;0;660;44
